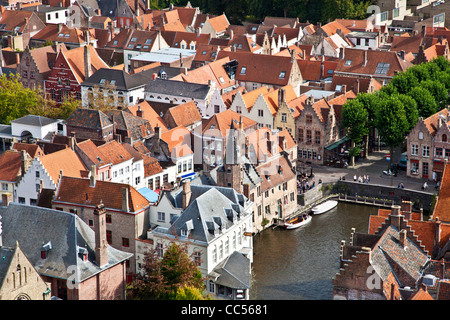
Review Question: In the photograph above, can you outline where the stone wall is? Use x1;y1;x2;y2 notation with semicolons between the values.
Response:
329;180;435;214
298;180;436;214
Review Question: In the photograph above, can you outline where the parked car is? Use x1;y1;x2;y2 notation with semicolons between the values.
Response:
398;152;407;170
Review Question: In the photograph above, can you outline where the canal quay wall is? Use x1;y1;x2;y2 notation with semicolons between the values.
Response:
298;180;437;215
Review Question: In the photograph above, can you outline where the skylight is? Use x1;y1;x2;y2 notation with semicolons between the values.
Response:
279;71;286;79
345;60;352;66
375;62;390;75
240;67;247;75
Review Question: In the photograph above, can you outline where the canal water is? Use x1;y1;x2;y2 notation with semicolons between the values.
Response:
249;202;379;300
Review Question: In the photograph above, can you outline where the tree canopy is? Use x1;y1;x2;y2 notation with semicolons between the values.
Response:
127;242;208;300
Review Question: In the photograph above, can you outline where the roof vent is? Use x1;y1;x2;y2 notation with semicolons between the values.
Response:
422;274;438;287
41;241;52;259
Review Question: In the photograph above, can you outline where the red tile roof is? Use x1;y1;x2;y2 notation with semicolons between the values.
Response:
217;50;299;86
55;176;150;212
160;126;193;158
0;150;24;182
39;148;87;184
163;101;202;129
433;163;450;222
335;48;412;77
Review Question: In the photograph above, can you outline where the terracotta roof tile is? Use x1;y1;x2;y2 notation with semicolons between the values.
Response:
126;101;169;133
335;48;412;77
202;109;257;137
216;50;298;86
97;140;133;166
39;148;87;184
160;126;193;158
12;142;44;159
433;163;450;222
62;45;110;83
207;14;229;33
163;101;202;129
0;150;24;182
55;176;150;212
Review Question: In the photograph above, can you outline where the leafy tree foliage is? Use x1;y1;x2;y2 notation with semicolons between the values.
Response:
127;242;207;300
341;98;368;165
0;74;46;124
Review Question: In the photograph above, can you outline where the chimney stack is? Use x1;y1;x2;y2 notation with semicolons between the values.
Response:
182;180;192;209
399;229;407;248
136;105;143;118
20;149;27;176
122;187;129;212
84;44;91;80
90;165;97;187
93;203;108;267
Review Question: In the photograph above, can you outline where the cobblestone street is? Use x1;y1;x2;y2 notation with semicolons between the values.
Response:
302;148;440;194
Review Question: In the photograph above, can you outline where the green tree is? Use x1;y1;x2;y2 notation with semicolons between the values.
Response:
407;86;438;118
420;80;448;109
0;74;47;124
341;98;368;166
127;242;206;300
375;95;410;169
396;94;418;131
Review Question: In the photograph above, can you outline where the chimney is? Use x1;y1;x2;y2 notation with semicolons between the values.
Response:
278;87;285;106
89;165;97;187
361;246;371;262
84;44;91;79
145;0;151;10
122;187;129;212
93;203;108;267
137;105;143;118
354;79;360;94
58;23;63;33
68;136;75;150
15;51;20;65
401;200;412;218
399;229;407;248
20;149;27;176
182;180;192;209
389;205;403;230
363;50;367;66
339;47;345;59
135;0;140;16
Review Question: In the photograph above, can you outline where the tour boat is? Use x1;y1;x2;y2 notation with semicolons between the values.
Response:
311;200;338;215
283;214;312;230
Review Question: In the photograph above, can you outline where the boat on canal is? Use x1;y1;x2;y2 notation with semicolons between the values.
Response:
311;200;338;215
283;213;312;229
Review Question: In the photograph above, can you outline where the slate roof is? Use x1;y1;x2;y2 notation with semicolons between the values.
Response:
11;115;59;127
369;226;429;286
66;108;113;130
214;251;251;289
105;109;153;141
82;68;155;90
0;203;132;281
144;78;212;100
162;186;249;243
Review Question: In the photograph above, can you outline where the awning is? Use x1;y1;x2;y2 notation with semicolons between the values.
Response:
433;161;445;172
181;171;196;179
325;136;350;151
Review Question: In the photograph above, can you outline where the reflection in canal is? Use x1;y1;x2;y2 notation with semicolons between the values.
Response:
250;202;379;300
